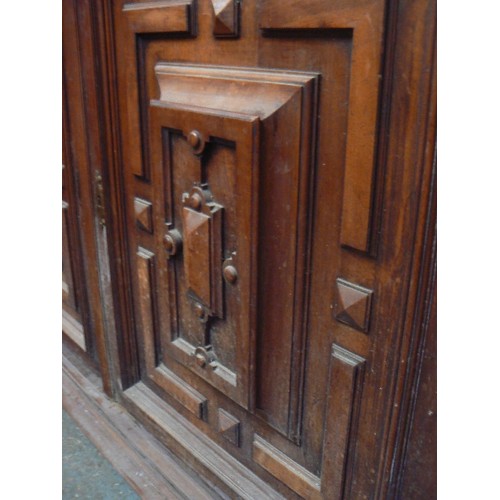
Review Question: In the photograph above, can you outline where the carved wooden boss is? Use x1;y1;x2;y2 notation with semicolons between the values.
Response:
117;0;385;497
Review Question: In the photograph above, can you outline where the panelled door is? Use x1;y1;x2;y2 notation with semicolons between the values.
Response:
62;0;99;360
108;0;425;497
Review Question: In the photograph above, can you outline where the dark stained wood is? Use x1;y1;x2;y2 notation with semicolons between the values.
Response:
63;0;437;497
134;197;154;233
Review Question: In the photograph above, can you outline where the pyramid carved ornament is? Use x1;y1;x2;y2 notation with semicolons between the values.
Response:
211;0;240;38
217;408;240;446
134;197;153;233
335;278;373;333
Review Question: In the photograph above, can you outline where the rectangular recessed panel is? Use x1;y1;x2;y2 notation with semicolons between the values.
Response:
153;365;207;420
148;104;258;409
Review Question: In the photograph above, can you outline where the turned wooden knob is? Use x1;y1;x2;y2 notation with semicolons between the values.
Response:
187;130;202;149
223;265;238;284
187;130;205;155
189;192;203;210
164;229;182;257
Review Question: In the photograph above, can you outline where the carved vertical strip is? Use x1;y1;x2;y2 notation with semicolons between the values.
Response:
321;345;365;499
137;247;157;372
162;129;180;343
339;22;382;253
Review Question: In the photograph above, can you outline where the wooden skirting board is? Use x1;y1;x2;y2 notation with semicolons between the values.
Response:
62;341;227;500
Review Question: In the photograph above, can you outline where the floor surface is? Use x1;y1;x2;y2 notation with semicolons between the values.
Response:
62;409;139;499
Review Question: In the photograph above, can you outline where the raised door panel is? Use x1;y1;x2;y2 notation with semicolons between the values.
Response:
141;63;318;417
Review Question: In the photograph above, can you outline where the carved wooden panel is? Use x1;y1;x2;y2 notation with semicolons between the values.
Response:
110;0;404;496
63;96;87;352
132;62;319;417
182;186;223;317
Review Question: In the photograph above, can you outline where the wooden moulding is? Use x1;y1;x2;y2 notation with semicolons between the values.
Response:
252;434;322;499
154;63;318;120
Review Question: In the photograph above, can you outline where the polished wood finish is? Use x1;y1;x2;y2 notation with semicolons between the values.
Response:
63;0;436;497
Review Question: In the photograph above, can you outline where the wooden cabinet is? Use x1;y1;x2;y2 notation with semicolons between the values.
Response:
62;0;436;498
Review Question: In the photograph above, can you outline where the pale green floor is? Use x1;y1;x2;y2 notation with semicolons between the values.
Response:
62;410;139;499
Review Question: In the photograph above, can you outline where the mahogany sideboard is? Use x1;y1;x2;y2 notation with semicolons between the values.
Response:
62;0;436;497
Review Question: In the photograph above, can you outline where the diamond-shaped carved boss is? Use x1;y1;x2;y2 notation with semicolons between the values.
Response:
335;278;373;333
211;0;240;38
